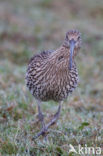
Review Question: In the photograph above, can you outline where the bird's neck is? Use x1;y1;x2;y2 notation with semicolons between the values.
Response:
51;46;70;59
49;45;76;72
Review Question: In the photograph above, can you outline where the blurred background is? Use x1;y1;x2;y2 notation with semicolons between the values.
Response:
0;0;103;155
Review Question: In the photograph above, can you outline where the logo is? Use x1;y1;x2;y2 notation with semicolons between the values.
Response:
69;144;101;155
69;144;77;154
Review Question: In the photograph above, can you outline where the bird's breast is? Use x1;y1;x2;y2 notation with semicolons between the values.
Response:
26;61;79;102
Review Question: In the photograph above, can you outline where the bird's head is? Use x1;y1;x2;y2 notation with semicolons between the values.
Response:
63;30;82;70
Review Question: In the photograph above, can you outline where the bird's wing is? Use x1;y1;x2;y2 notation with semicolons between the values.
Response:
28;50;54;64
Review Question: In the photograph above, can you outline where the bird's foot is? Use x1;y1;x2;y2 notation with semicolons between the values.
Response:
32;126;48;140
32;103;62;140
32;112;60;140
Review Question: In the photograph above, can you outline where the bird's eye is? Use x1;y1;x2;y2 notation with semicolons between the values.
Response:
78;36;80;40
58;55;64;61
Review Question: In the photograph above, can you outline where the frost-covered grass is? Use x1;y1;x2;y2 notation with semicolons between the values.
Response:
0;0;103;155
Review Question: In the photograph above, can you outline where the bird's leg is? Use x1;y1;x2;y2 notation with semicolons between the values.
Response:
36;100;45;129
33;100;46;140
46;101;62;129
33;101;62;139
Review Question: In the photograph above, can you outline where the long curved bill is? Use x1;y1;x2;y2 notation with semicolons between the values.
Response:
69;39;75;70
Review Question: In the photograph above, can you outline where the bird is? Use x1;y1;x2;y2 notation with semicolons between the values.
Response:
26;30;82;139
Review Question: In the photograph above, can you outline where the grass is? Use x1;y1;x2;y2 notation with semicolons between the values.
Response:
0;0;103;155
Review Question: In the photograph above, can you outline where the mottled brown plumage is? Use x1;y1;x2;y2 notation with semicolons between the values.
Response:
26;30;81;139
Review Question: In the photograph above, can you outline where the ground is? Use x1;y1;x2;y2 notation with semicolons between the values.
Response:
0;0;103;155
